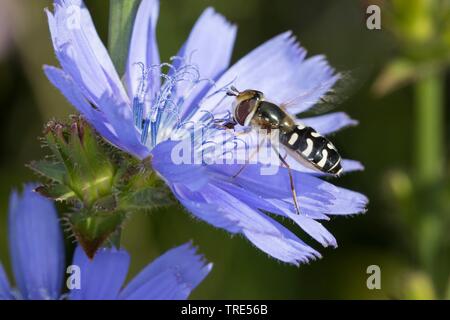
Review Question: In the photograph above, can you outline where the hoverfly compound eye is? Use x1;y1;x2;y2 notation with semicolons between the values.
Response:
231;89;263;126
235;98;258;126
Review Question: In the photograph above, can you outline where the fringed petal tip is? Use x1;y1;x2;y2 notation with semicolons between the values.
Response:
117;242;212;300
347;192;369;213
301;112;359;136
267;252;320;268
278;30;307;58
185;242;214;283
277;32;338;81
341;159;365;174
243;227;322;267
325;193;369;216
291;250;322;267
203;6;237;29
179;240;213;270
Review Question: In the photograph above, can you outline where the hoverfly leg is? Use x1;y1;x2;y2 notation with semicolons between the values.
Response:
232;133;266;179
213;122;236;131
232;160;250;178
272;146;302;215
232;147;257;178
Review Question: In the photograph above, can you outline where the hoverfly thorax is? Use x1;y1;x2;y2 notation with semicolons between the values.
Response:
227;87;264;126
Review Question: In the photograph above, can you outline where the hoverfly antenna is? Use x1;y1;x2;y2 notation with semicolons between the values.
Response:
226;86;240;96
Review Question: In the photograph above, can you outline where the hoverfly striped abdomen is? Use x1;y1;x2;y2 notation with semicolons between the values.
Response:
283;125;342;175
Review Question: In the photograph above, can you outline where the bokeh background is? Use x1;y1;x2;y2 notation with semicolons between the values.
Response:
0;0;449;299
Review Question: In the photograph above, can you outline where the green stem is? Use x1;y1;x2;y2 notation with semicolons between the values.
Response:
414;72;444;187
108;0;141;75
414;71;446;297
106;0;141;247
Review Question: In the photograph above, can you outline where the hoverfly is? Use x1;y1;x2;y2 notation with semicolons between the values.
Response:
225;86;343;215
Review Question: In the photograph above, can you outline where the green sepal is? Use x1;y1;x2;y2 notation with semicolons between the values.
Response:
35;184;76;202
69;209;127;259
119;186;174;212
27;160;66;183
39;117;116;207
31;116;173;258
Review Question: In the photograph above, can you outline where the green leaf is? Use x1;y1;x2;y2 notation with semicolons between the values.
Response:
108;0;141;75
28;160;66;183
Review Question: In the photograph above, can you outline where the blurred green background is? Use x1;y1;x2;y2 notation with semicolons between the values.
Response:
0;0;449;299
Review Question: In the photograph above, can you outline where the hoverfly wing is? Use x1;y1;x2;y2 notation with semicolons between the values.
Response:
278;70;359;118
277;79;335;113
302;71;358;116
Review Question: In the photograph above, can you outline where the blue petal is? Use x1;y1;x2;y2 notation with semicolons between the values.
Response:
119;243;212;300
216;180;284;216
217;180;336;247
173;182;320;265
216;175;327;222
0;263;12;300
283;54;339;114
318;185;369;215
46;1;149;159
174;7;237;121
189;31;338;123
270;200;337;247
151;140;209;191
209;163;368;216
8;184;65;300
289;215;337;247
173;184;241;233
44;66;120;145
126;0;160;99
44;66;148;159
69;246;129;300
341;159;364;173
47;1;128;103
300;112;358;135
95;91;150;158
242;217;321;265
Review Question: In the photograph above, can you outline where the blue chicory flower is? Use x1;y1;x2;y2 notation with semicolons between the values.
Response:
44;0;368;265
0;184;212;300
